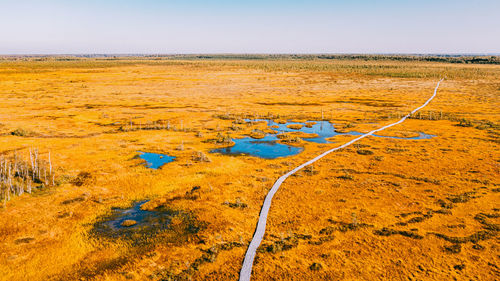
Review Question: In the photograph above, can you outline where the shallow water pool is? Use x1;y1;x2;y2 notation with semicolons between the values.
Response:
138;151;176;169
210;119;435;159
210;135;303;159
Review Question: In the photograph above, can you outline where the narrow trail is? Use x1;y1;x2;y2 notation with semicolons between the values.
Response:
239;79;444;281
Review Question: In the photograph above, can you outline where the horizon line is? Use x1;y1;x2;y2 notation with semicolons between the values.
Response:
1;53;499;57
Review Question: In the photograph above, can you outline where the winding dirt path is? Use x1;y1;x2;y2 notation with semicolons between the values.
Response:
239;79;444;281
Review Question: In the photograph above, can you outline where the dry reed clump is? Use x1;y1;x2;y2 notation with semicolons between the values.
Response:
223;198;248;209
0;149;56;207
304;122;316;128
70;172;94;187
286;124;303;130
176;141;185;151
118;119;195;133
214;113;239;120
10;128;36;137
309;263;323;271
373;228;424;239
249;130;266;139
121;220;137;227
191;151;211;163
303;165;318;176
356;149;374;155
276;133;301;144
216;133;233;144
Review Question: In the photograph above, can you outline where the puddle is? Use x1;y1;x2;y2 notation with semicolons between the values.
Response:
210;135;303;159
138;151;176;169
92;200;174;237
91;200;202;243
210;119;435;159
258;119;338;144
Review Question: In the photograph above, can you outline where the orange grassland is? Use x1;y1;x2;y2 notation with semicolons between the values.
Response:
0;58;499;281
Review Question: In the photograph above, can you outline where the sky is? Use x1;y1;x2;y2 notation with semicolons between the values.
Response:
0;0;499;54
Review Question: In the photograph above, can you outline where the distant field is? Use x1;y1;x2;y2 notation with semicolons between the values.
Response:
0;58;498;280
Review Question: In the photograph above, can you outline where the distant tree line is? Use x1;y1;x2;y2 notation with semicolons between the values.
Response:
163;54;500;64
1;54;499;64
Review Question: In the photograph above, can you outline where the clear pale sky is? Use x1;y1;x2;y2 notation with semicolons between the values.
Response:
0;0;499;54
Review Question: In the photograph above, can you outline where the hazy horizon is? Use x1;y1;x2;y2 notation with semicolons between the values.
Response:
1;0;499;54
2;53;499;57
